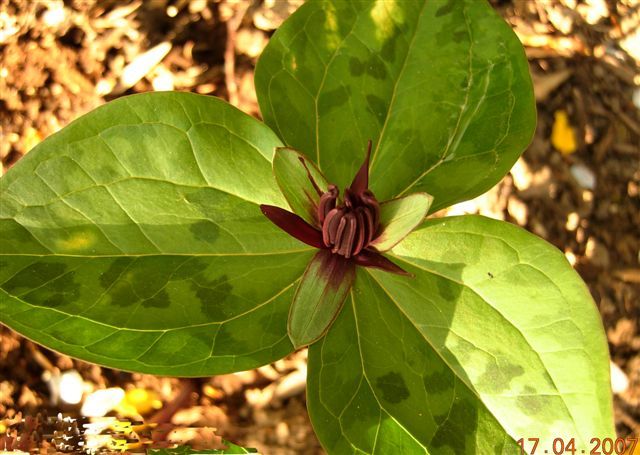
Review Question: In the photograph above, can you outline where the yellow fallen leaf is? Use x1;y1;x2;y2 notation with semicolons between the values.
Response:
203;384;224;399
115;388;162;417
551;110;577;155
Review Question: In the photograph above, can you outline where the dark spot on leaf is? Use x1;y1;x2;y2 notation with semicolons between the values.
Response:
109;280;138;307
2;262;67;295
142;289;170;308
172;258;209;280
348;57;365;76
99;258;134;289
189;220;219;244
375;372;410;404
191;274;233;320
381;37;396;62
488;272;494;278
366;58;387;80
424;366;452;394
28;270;80;308
366;94;388;124
477;360;525;394
436;277;457;301
435;0;456;17
318;85;350;115
435;8;467;47
453;29;467;43
100;256;182;310
130;257;181;300
516;385;544;415
431;398;478;453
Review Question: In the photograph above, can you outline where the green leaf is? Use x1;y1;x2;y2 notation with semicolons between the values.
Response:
149;441;258;454
0;92;315;376
370;192;432;252
308;215;614;453
255;0;536;211
288;249;355;349
273;147;329;226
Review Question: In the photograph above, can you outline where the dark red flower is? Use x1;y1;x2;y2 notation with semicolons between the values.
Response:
260;141;433;348
261;141;410;276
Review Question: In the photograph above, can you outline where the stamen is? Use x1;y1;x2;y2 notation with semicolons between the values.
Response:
362;190;380;228
317;142;382;258
340;213;357;258
361;206;375;245
332;216;348;254
353;208;366;256
323;208;343;246
317;185;338;224
343;188;354;208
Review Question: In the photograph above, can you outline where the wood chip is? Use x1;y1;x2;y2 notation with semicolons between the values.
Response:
532;69;571;101
117;41;172;91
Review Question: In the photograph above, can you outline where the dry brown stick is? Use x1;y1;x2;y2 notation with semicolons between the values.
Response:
26;341;57;373
148;379;197;425
224;2;251;106
148;379;197;444
616;109;640;137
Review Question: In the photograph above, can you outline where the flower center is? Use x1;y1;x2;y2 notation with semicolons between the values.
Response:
317;186;380;258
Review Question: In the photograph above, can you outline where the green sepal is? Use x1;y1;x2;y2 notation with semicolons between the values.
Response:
272;146;330;226
288;249;355;349
370;192;433;252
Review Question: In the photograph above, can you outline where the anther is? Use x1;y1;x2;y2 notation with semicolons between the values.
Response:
317;185;338;224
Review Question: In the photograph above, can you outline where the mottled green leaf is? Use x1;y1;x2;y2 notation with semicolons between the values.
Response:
370;192;432;252
288;249;354;349
273;147;329;226
308;216;614;453
0;92;314;376
255;0;536;211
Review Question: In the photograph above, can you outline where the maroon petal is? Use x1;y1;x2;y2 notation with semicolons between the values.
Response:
353;249;413;277
349;140;372;195
260;205;325;249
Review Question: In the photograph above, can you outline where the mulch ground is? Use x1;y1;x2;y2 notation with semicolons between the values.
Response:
1;1;638;453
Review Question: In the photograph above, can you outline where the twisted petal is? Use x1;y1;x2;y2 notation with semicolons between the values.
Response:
260;205;325;249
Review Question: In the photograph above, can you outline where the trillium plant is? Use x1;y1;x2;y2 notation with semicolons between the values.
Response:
261;142;430;347
0;1;614;453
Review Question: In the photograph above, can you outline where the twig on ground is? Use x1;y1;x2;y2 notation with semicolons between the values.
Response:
224;2;251;106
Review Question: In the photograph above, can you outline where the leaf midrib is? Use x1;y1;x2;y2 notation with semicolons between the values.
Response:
349;290;430;453
369;0;429;172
